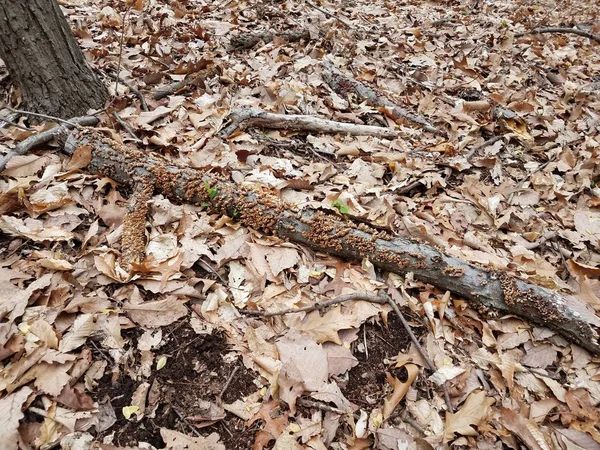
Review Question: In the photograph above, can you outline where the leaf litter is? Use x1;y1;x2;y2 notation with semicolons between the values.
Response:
1;0;600;448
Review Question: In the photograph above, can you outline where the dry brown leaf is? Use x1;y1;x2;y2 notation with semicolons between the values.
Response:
383;364;419;418
500;407;551;450
443;390;495;442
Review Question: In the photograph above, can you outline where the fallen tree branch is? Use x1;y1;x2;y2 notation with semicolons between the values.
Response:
322;60;446;136
515;26;600;44
152;73;210;101
55;129;600;354
0;116;98;172
219;107;399;139
230;30;310;50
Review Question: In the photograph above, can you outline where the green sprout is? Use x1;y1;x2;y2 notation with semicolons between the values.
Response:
332;199;349;215
204;181;218;199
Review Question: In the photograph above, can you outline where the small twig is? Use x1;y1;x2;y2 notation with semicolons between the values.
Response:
112;111;141;142
218;365;240;399
395;180;423;196
297;398;345;415
240;292;388;317
305;0;353;28
507;161;550;204
0;106;78;127
172;406;202;437
151;74;208;100
0;116;29;131
105;70;149;111
0;115;99;172
515;26;600;44
465;135;503;161
113;6;133;98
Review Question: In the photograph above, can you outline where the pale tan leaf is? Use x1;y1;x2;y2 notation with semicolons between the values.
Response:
59;314;95;353
0;386;33;450
160;428;225;450
123;297;188;327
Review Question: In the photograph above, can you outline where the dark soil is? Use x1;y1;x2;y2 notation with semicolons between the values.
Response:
94;321;260;450
343;313;421;409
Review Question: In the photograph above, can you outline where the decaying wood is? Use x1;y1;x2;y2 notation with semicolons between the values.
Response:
59;128;600;354
323;60;446;136
0;116;98;172
230;30;310;50
219;107;400;139
515;26;600;44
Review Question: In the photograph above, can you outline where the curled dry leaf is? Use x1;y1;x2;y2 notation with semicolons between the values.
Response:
383;364;419;418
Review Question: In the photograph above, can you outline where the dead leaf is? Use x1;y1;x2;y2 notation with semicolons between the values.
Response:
0;386;33;450
383;364;419;418
160;428;225;450
443;390;494;442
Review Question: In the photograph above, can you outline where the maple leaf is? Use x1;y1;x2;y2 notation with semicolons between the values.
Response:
443;390;495;442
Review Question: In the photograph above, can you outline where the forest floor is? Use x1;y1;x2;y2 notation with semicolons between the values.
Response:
1;0;600;449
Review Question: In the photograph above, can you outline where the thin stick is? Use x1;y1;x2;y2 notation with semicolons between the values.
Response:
1;106;77;127
241;291;453;412
297;398;345;415
112;111;141;142
240;292;388;317
113;6;133;98
515;26;600;44
465;135;503;161
0;116;29;131
218;365;240;399
305;0;352;28
172;406;202;437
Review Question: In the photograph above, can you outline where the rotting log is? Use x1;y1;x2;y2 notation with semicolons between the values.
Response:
56;128;600;353
323;60;446;136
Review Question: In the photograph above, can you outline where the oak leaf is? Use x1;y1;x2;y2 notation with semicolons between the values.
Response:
443;390;494;442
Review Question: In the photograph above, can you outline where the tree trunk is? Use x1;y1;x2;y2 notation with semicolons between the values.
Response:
0;0;108;119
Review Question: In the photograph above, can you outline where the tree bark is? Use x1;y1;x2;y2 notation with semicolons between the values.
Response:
54;128;600;355
0;0;108;119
